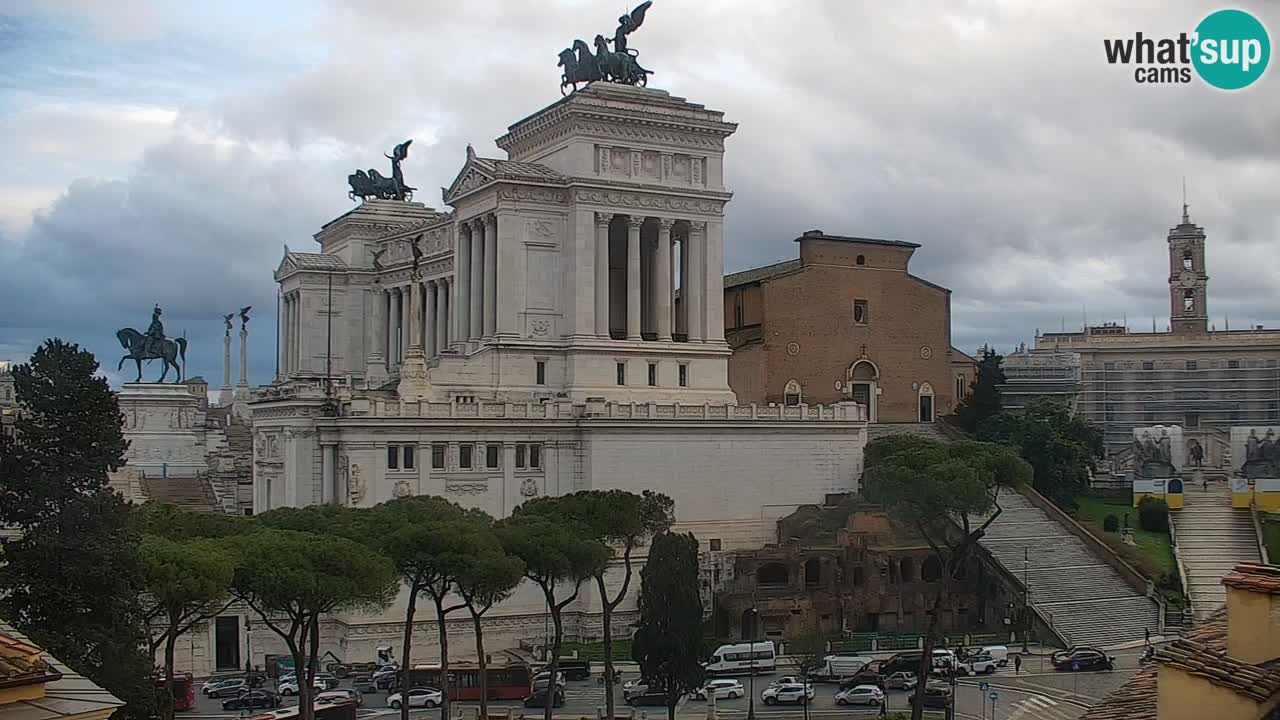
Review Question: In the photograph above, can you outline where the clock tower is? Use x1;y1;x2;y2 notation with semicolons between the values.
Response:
1168;203;1208;335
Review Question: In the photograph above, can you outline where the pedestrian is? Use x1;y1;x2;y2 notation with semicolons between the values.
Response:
1145;627;1151;645
1014;654;1022;675
879;695;887;717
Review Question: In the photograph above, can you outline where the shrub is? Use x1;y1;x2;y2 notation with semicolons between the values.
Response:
1137;497;1169;533
1103;514;1120;533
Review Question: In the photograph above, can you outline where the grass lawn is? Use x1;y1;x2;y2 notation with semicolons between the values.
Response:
558;639;632;663
1071;495;1177;580
1264;515;1280;564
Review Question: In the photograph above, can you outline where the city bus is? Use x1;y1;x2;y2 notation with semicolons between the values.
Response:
704;641;777;676
246;699;357;720
405;661;533;701
157;673;195;711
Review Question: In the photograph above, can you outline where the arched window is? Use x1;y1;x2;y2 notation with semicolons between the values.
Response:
921;556;943;582
900;557;914;583
804;558;820;586
855;254;866;266
757;562;789;587
784;379;802;407
918;382;935;423
1182;249;1193;270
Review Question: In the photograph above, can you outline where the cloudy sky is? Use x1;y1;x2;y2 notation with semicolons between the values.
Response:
1;0;1277;386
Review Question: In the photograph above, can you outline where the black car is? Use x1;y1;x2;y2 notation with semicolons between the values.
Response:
879;653;924;676
222;691;280;711
523;688;565;708
1053;649;1114;672
908;685;952;710
626;691;676;707
838;671;885;691
557;659;592;681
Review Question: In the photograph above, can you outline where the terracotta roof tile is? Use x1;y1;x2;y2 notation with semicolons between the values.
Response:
1151;608;1280;703
1079;663;1157;720
1223;563;1280;596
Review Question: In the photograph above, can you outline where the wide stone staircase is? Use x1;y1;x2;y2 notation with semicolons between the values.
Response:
980;490;1161;648
141;472;219;512
1171;483;1261;622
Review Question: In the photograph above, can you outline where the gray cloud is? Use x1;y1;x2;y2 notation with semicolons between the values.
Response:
1;0;1277;378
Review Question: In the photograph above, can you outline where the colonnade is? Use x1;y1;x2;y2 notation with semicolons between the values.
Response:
368;277;452;373
596;212;711;342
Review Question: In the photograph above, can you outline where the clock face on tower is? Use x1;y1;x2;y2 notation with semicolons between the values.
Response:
1179;270;1197;288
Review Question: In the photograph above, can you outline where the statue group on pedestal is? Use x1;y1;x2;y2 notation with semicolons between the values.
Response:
558;1;653;94
116;305;188;383
1242;429;1280;479
348;140;416;202
1133;428;1177;478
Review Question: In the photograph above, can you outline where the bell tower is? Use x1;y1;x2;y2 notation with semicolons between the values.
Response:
1168;200;1208;335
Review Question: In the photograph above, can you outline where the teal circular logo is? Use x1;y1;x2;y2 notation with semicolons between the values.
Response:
1193;9;1270;90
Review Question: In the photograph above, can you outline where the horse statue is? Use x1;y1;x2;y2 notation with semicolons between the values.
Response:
559;39;604;94
116;328;187;383
556;2;653;93
348;140;416;202
593;34;650;86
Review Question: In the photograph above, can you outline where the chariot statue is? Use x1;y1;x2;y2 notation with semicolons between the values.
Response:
116;305;188;383
558;1;653;94
348;140;416;202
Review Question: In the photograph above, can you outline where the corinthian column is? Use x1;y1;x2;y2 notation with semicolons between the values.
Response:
455;225;472;349
626;215;643;340
436;277;450;354
656;218;673;341
483;214;497;339
424;280;437;358
469;218;484;341
595;213;612;337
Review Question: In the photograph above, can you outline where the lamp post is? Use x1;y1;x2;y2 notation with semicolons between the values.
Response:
746;606;759;720
1022;547;1030;652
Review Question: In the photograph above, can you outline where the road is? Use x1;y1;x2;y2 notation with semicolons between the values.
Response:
191;654;1140;720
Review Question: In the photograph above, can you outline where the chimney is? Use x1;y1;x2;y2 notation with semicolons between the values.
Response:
1223;563;1280;664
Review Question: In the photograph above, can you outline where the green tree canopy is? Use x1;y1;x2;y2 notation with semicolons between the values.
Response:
952;346;1006;434
979;398;1104;509
630;532;704;720
454;528;524;720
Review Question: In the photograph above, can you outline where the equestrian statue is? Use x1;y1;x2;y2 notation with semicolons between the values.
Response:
116;305;188;383
348;140;416;202
559;1;653;94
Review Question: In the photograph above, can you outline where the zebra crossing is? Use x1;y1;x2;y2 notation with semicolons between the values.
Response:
1003;693;1078;720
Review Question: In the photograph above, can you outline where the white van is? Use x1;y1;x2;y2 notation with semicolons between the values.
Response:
981;645;1009;667
705;641;777;676
820;655;871;679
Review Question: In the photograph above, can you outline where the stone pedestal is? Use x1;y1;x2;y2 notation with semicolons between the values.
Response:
397;351;432;401
118;383;208;476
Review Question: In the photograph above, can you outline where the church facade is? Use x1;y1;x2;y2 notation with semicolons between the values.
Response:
231;84;868;674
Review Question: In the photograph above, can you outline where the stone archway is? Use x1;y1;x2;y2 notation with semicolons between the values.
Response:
784;379;802;407
918;381;935;423
848;360;879;422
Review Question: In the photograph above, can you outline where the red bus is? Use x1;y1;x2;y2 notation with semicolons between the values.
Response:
406;662;533;701
247;699;357;720
158;673;195;711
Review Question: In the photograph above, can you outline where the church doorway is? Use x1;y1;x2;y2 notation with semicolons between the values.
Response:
918;382;935;423
848;360;879;422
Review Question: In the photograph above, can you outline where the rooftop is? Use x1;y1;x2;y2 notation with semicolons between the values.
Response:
794;229;920;249
723;259;801;289
1222;563;1280;596
283;252;348;272
0;622;122;720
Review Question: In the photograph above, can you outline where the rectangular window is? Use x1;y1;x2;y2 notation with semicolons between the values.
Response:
516;444;526;469
1185;412;1200;428
1228;359;1240;369
459;444;473;469
1186;360;1197;371
709;539;722;551
536;361;546;385
529;444;541;469
1142;361;1154;370
402;445;415;470
853;299;868;325
431;444;445;469
678;364;688;387
648;362;657;386
387;446;399;470
486;444;499;469
617;362;626;386
1104;362;1115;371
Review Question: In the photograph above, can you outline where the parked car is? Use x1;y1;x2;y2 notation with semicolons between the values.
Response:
885;671;918;691
957;654;998;676
206;679;251;699
350;673;379;694
625;690;678;707
909;684;952;709
523;687;565;708
222;690;280;711
277;677;325;696
835;685;884;707
761;683;814;705
1053;648;1114;672
838;671;885;691
313;673;340;690
768;676;805;687
386;687;443;709
695;679;745;700
622;679;652;700
316;689;363;707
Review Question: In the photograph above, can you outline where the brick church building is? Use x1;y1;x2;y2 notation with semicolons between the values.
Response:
722;230;974;423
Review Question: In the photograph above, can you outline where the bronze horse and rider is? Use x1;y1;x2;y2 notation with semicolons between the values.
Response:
117;305;188;383
558;2;653;94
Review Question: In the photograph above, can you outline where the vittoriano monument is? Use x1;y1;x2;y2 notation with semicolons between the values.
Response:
117;305;188;383
348;139;416;202
558;1;653;94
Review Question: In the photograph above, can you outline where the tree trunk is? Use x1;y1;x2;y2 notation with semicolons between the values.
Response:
910;590;946;720
402;587;419;720
163;619;178;720
596;574;616;720
288;629;312;720
545;599;564;720
435;598;452;720
471;610;488;720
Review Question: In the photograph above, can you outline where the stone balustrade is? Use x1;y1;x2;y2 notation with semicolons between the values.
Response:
344;397;866;422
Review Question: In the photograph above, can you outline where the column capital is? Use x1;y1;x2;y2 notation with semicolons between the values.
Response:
470;216;486;232
626;215;645;230
482;213;497;230
595;212;614;227
689;220;708;234
657;217;676;231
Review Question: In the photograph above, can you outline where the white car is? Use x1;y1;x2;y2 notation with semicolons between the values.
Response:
622;679;650;699
277;677;325;696
761;683;814;705
387;687;443;709
768;675;805;687
957;654;998;676
695;679;745;700
835;685;884;706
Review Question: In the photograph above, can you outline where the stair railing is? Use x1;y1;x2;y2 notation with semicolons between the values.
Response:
1168;513;1193;625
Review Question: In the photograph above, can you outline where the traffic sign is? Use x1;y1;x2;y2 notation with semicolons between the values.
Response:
978;681;989;691
989;691;999;701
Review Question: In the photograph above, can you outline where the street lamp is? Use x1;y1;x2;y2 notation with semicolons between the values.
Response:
746;606;759;720
1022;546;1030;653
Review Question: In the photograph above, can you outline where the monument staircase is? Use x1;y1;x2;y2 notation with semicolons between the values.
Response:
141;471;219;512
979;489;1161;648
1170;483;1261;622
